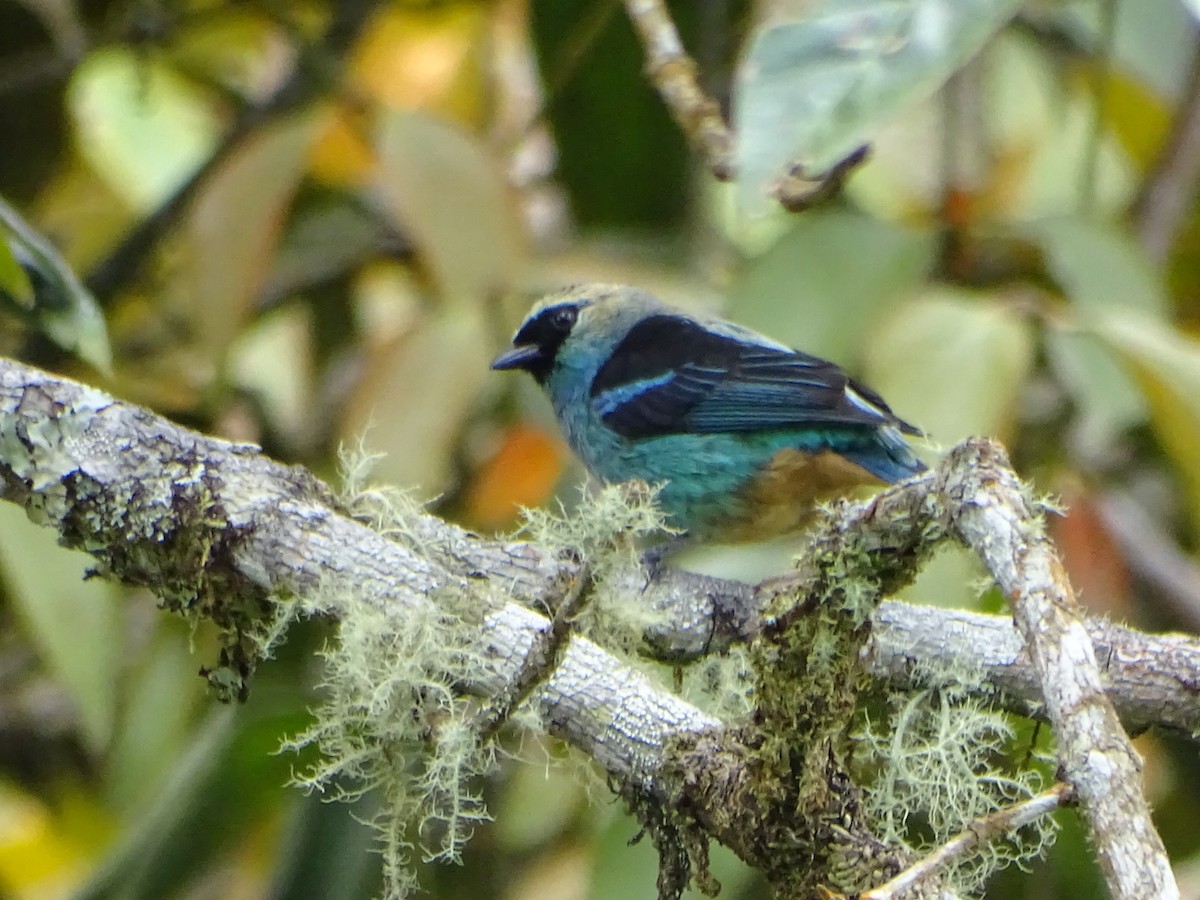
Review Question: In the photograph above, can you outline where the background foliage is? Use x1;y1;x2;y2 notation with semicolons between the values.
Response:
1;0;1200;897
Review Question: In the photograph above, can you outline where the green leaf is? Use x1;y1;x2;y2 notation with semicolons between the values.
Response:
375;109;523;304
1091;311;1200;531
1030;217;1163;455
1029;216;1168;316
1045;328;1146;457
734;0;1021;215
728;210;935;364
0;502;120;754
863;287;1035;446
0;232;34;308
0;196;112;372
67;48;220;213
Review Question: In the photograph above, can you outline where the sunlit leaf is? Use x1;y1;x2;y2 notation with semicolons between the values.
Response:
0;783;100;897
1091;311;1200;530
728;210;935;363
0;503;121;754
180;111;322;360
374;109;523;303
735;0;1021;215
67;48;221;213
351;3;487;124
0;196;111;372
863;287;1035;445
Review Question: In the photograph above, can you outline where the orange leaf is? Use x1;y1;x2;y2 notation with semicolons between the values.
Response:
465;425;566;531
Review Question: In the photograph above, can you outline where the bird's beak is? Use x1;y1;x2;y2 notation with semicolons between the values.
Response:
491;344;544;371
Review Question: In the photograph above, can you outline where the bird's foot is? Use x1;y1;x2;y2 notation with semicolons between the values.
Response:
639;534;692;584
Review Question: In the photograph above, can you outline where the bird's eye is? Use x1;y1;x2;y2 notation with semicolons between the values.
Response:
551;307;577;331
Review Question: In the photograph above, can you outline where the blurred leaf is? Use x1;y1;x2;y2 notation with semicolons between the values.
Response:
1092;311;1200;531
341;308;492;496
104;626;205;814
1045;328;1146;457
181;111;322;360
74;707;238;900
1087;65;1171;171
0;782;99;897
589;808;756;900
67;48;221;213
735;0;1021;215
12;0;85;54
309;106;379;186
863;287;1035;445
374;109;523;303
465;424;566;531
351;3;487;123
1050;487;1131;618
1032;217;1163;455
494;757;584;852
0;234;34;308
168;10;287;102
0;196;111;372
228;306;314;451
1030;216;1168;316
0;503;120;754
728;210;935;363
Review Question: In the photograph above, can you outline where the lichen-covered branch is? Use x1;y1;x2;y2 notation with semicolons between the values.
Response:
849;783;1074;900
946;441;1179;900
0;357;1190;897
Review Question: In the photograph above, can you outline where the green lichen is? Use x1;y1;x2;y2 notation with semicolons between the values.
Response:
855;671;1058;896
2;386;279;701
519;479;677;657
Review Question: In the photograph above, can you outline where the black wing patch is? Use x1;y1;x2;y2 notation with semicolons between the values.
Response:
589;314;901;440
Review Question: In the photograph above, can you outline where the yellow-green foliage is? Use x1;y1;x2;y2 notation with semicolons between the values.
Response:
856;673;1058;896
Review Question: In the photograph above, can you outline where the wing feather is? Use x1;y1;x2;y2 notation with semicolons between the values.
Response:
589;313;916;440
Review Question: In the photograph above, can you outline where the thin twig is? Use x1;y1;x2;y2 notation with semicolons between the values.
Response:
622;0;734;179
856;783;1074;900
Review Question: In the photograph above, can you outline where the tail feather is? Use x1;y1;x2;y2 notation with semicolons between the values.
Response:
839;427;927;484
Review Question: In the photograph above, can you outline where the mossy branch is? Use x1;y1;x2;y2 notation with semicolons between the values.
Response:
0;356;1189;898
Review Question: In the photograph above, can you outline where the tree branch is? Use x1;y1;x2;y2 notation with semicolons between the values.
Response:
0;356;1189;897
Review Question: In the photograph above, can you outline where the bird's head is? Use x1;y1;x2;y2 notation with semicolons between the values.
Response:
491;284;662;384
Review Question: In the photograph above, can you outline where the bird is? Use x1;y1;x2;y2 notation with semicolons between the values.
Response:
491;284;927;542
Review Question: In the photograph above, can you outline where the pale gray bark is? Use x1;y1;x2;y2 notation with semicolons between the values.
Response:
0;357;1189;897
